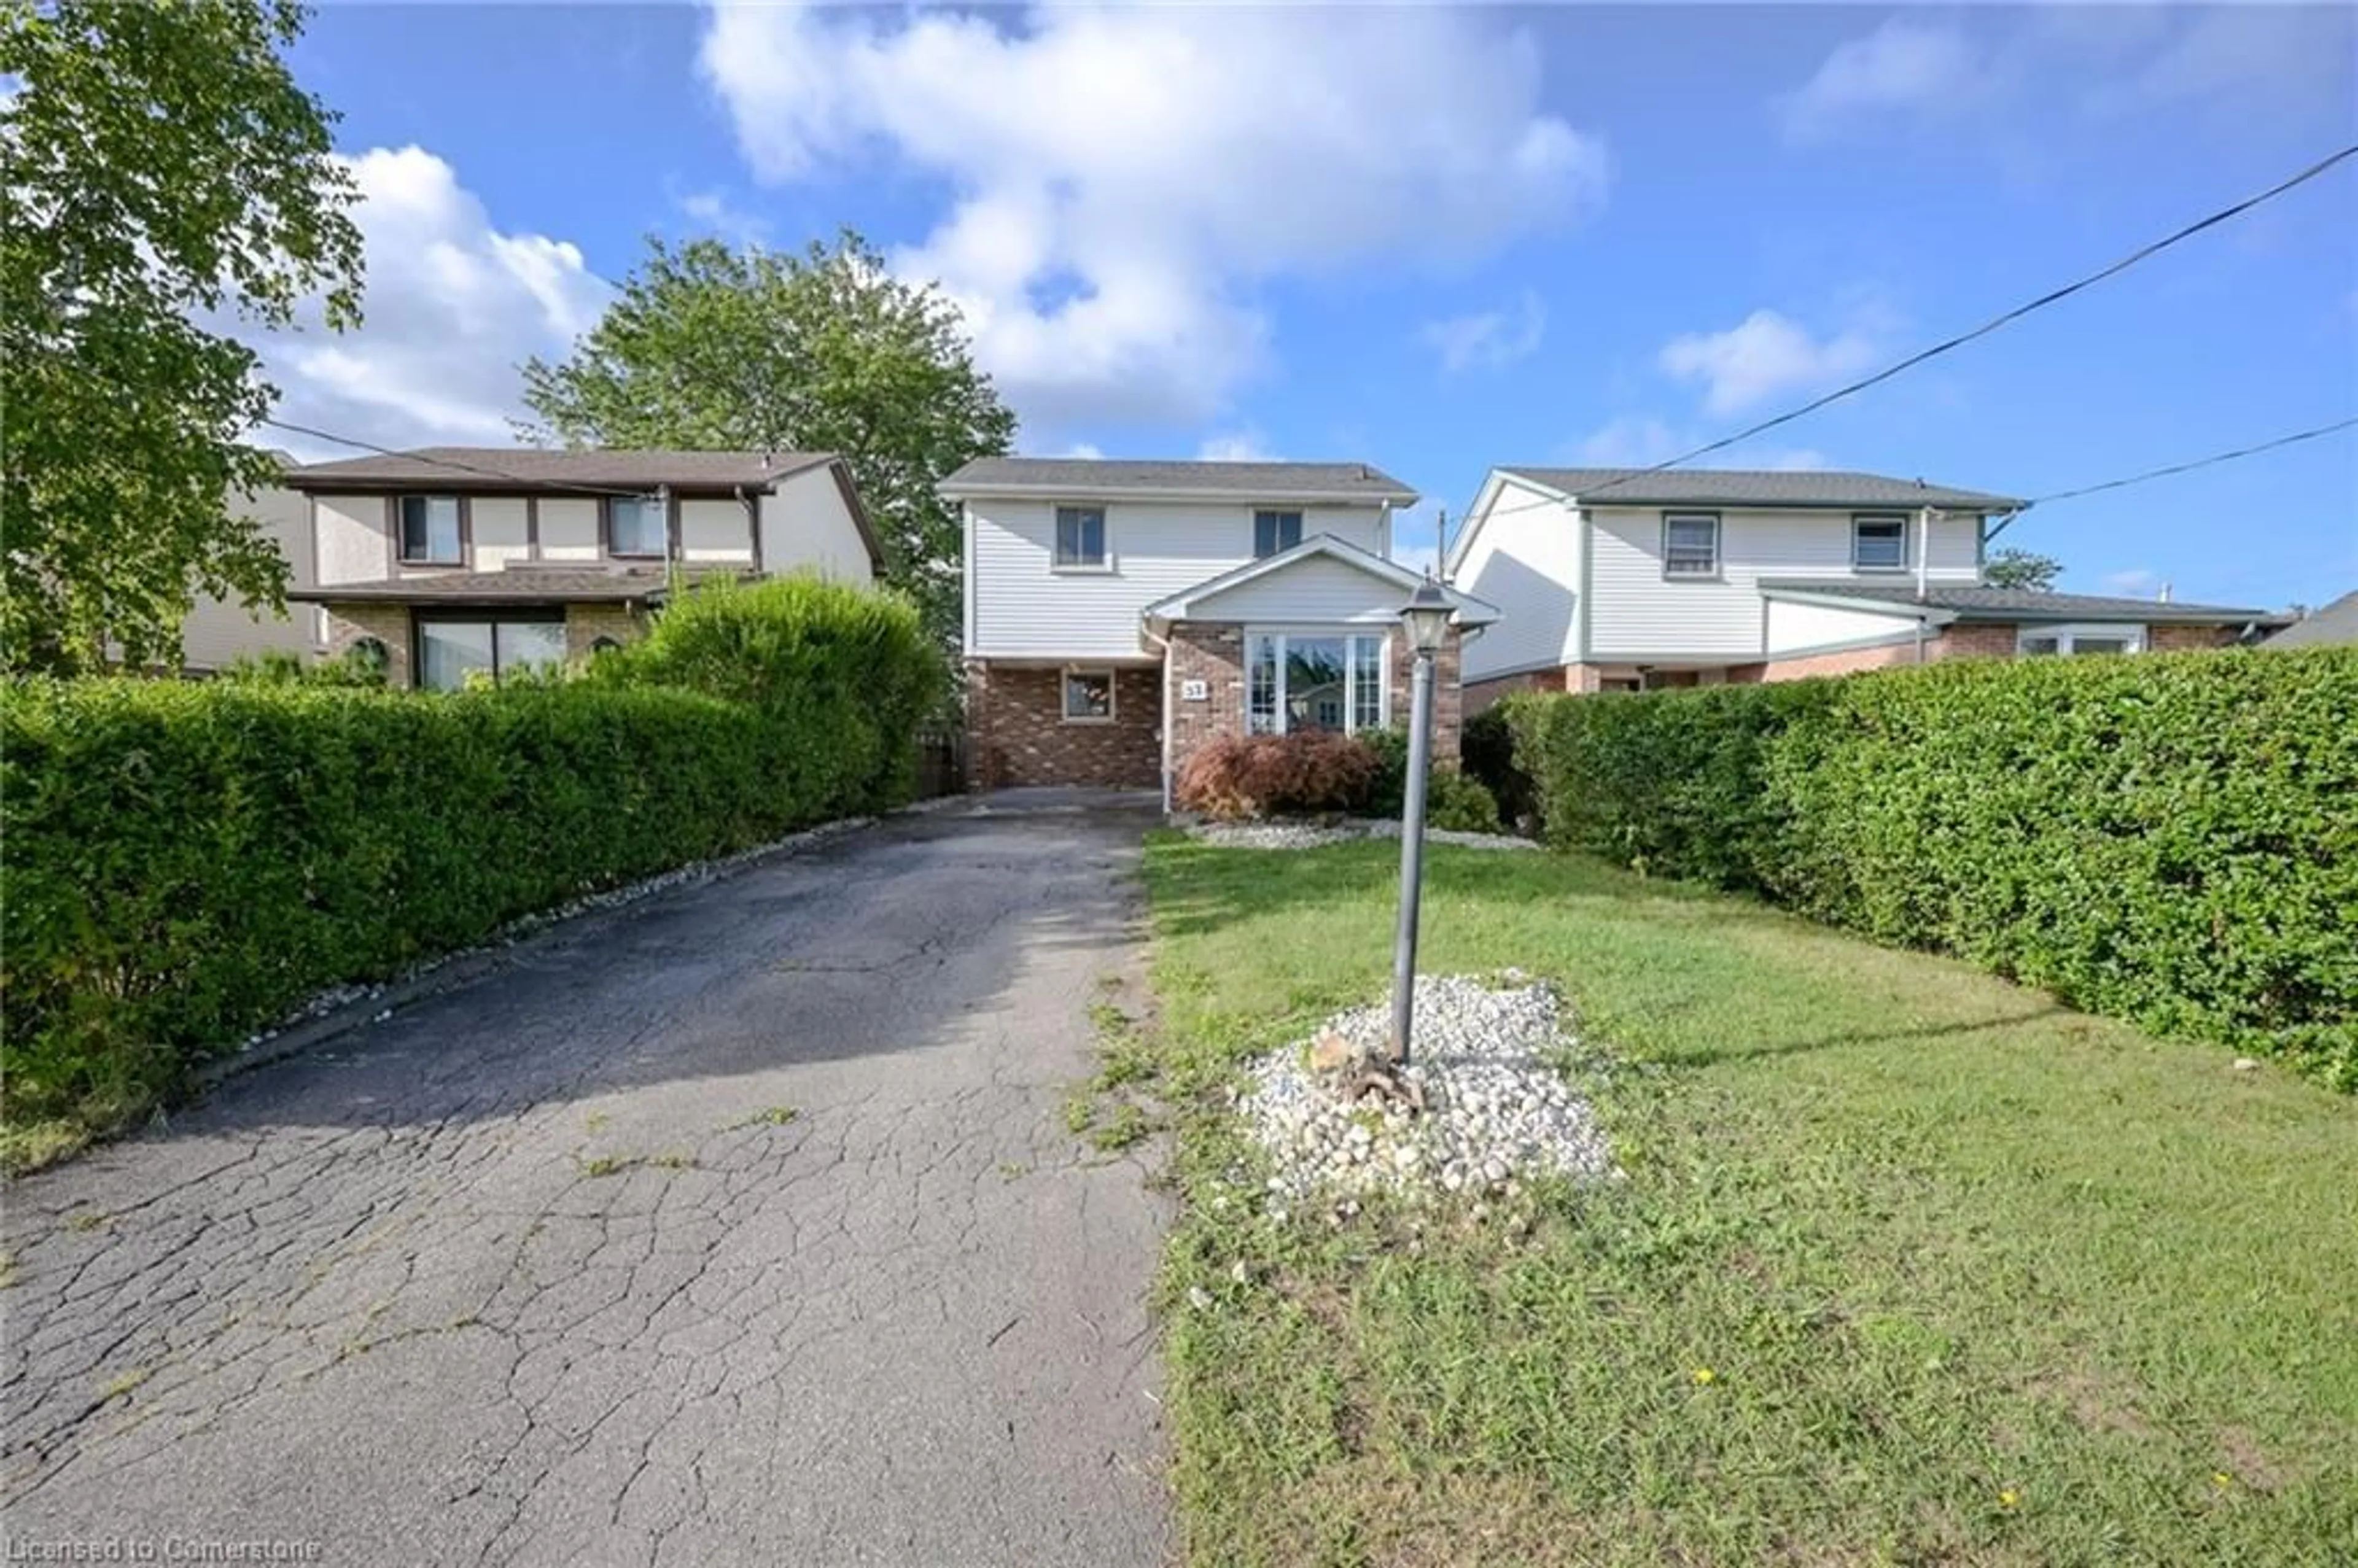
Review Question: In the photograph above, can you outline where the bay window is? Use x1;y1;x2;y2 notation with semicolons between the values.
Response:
1245;632;1389;735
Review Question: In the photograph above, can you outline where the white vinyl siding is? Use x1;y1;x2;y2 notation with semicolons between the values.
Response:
1764;597;1923;655
1181;554;1417;626
758;467;874;584
966;499;1388;659
1588;506;1982;659
539;497;599;561
1453;476;1582;682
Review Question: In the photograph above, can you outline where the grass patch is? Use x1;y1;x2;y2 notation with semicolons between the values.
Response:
1142;833;2358;1567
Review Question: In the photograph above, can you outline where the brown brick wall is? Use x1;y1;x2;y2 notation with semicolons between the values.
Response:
965;662;1161;789
324;604;414;688
566;602;648;661
1744;638;1925;683
1935;622;2020;660
1166;625;1245;783
2148;623;2241;651
1391;628;1463;769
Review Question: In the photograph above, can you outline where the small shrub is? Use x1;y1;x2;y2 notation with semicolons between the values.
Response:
1175;732;1381;820
1460;705;1533;829
1425;771;1501;834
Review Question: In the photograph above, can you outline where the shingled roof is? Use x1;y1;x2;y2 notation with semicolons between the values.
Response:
283;448;838;492
939;457;1418;504
1757;580;2287;626
289;564;755;607
1502;467;2023;512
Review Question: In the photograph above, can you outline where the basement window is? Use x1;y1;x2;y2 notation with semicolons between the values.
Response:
1062;669;1115;722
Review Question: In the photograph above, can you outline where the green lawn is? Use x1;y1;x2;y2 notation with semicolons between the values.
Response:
1135;834;2358;1568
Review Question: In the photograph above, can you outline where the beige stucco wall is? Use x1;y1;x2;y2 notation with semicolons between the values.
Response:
540;497;599;561
680;497;753;562
311;494;384;586
472;497;532;572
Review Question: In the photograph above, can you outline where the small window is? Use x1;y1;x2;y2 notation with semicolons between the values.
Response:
1054;506;1108;570
589;635;623;656
2017;624;2144;658
1253;510;1303;559
607;495;667;557
399;495;462;564
1663;513;1719;578
1853;514;1908;571
1062;669;1115;721
2020;635;2061;657
2069;637;2130;656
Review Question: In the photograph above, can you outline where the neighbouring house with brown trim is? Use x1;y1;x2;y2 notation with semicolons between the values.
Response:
1448;467;2289;704
282;448;883;689
176;451;314;672
943;457;1498;798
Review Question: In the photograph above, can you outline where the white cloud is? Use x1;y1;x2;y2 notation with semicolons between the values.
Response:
1197;431;1277;463
1422;291;1547;374
698;4;1606;432
1062;441;1106;460
675;187;770;247
247;146;610;457
2101;568;2160;596
1780;9;2355;144
1658;309;1881;417
1776;19;1987;144
1574;414;1826;473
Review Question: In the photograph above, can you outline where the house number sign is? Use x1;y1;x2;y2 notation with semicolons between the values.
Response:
1181;678;1209;701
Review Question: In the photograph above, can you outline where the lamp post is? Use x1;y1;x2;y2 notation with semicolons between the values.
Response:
1390;576;1455;1068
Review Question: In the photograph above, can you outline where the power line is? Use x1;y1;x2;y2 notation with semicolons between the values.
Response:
1571;142;2357;502
2025;416;2356;506
1443;141;2358;554
258;416;650;499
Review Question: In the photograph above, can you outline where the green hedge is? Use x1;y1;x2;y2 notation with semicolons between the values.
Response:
1;576;941;1150
1504;649;2358;1089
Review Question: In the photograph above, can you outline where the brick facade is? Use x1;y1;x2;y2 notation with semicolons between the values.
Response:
324;604;414;688
565;602;648;660
1165;624;1245;783
2148;623;2241;652
964;662;1162;790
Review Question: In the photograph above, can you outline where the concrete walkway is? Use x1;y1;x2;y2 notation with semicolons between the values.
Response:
1;796;1171;1567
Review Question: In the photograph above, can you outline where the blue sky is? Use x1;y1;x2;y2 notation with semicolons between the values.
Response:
261;4;2357;608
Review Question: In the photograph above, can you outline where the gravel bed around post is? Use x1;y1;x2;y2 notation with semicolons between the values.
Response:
1232;974;1614;1220
1185;820;1536;852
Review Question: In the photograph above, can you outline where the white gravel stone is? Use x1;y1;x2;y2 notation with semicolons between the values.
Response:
1185;819;1535;853
1235;974;1613;1212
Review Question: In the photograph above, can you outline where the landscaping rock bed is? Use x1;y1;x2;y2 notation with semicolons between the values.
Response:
1186;819;1535;852
1234;974;1613;1215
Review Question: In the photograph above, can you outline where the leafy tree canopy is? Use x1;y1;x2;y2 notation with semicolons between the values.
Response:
1;0;363;673
1983;548;2065;592
519;232;1017;645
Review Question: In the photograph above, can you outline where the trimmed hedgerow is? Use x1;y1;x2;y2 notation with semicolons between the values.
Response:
1504;648;2358;1088
1;576;943;1155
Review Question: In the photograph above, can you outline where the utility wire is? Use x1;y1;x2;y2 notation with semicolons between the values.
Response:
259;416;651;499
1443;141;2358;553
2023;416;2356;506
1571;142;2358;503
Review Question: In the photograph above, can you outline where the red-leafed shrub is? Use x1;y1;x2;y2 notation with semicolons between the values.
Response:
1175;732;1381;820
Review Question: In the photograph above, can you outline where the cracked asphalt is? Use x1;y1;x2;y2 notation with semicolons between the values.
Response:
1;795;1172;1566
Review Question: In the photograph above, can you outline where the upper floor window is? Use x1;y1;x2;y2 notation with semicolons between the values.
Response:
606;495;667;558
1853;514;1908;571
1253;510;1303;559
399;495;462;565
1662;513;1720;578
1054;505;1108;570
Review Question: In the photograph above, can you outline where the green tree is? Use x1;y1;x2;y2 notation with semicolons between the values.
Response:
519;232;1016;645
1;0;364;673
1983;548;2064;592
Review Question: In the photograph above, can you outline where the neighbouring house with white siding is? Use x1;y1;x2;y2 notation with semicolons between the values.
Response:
943;457;1496;794
282;448;881;689
1447;467;2285;701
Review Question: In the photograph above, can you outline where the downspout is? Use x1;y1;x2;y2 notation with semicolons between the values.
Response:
1915;505;1932;602
1142;623;1175;816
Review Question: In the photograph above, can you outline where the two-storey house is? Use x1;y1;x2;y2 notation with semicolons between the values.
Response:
943;458;1497;795
1449;467;2282;701
284;448;881;689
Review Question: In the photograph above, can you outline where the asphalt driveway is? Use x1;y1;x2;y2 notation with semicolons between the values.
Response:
1;794;1171;1567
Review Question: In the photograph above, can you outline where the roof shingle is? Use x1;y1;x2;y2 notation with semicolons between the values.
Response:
289;564;755;606
1504;467;2023;511
283;448;836;492
940;457;1417;503
1757;580;2284;624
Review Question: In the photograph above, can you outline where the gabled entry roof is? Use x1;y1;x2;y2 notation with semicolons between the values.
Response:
1141;533;1498;629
